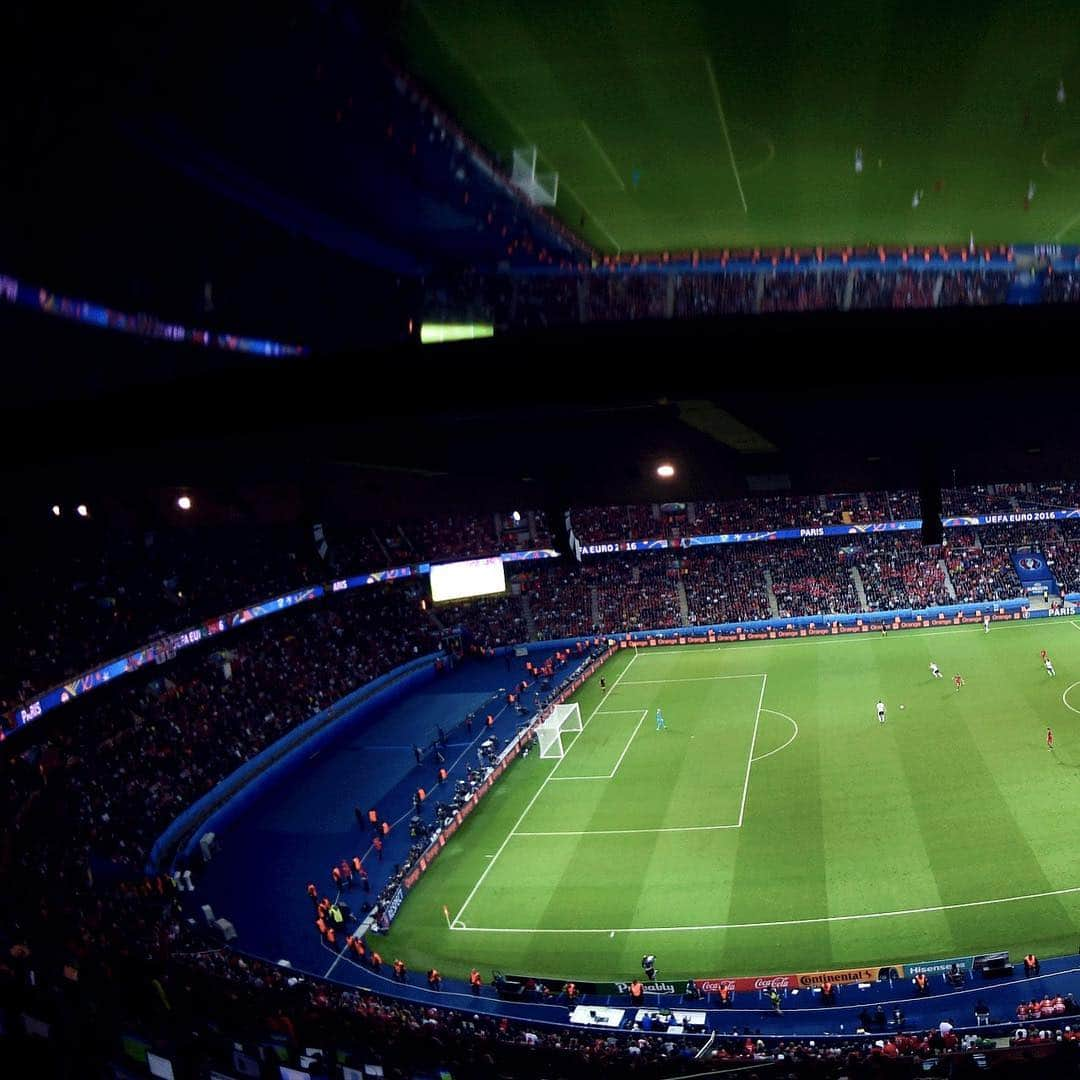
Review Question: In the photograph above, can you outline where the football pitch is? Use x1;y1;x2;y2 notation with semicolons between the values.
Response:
400;1;1080;253
391;619;1080;982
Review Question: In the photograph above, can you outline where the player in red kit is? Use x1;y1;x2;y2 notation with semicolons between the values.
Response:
953;673;964;692
1047;727;1054;751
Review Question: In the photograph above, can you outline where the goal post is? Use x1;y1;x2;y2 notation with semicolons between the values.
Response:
537;702;582;759
511;145;559;207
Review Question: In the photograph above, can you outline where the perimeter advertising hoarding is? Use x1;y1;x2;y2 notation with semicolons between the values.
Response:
694;964;904;994
906;956;974;977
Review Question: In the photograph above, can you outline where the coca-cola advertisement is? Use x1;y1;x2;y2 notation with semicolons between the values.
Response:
694;974;797;994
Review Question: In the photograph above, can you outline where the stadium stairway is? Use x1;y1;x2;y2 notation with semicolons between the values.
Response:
850;566;869;611
521;592;538;640
675;578;689;624
763;570;780;618
940;558;957;600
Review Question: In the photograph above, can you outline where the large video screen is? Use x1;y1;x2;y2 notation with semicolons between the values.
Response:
430;556;506;603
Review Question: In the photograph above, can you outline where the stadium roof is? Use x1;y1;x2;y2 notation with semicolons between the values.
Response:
5;301;1080;529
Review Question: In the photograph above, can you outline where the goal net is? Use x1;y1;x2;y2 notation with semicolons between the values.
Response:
511;145;559;207
537;702;582;759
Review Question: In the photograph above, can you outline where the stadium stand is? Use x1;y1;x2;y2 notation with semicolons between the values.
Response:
8;489;1080;1078
573;504;658;543
13;482;1078;715
855;534;952;611
764;537;862;618
679;547;772;625
945;545;1020;603
590;555;682;633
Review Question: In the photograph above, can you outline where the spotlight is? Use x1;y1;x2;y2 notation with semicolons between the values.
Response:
76;504;89;518
511;510;521;523
177;495;192;511
656;463;675;479
51;505;61;517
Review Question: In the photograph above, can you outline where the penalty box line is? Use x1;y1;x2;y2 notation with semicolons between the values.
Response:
450;650;641;928
491;672;767;838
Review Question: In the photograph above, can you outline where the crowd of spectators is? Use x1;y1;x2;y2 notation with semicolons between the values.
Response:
4;584;439;866
856;534;951;611
589;556;682;633
765;538;861;618
4;510;1080;1078
693;493;825;533
941;484;1019;516
672;271;757;317
758;269;847;313
519;564;596;641
434;593;529;649
584;274;668;323
680;548;771;625
1044;269;1080;304
572;503;657;543
430;265;1029;329
935;269;1014;307
861;488;921;521
1024;480;1080;509
10;481;1071;724
946;545;1019;603
8;900;1080;1080
3;524;325;713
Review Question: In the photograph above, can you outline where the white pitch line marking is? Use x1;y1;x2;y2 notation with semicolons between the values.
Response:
607;710;647;778
704;54;747;214
549;775;611;781
621;674;766;683
750;708;799;763
1054;208;1080;241
581;120;626;190
449;881;1080;934
735;674;766;828
515;822;739;837
450;650;640;925
1062;680;1080;716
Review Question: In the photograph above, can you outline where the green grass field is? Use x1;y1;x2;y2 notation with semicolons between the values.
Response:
400;1;1080;252
391;618;1080;982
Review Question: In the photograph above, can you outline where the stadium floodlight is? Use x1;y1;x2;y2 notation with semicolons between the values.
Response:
511;146;558;207
656;463;675;478
176;495;192;511
76;504;88;518
51;504;61;517
536;703;583;760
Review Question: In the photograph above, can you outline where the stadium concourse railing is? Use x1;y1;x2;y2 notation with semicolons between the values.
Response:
10;505;1080;739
